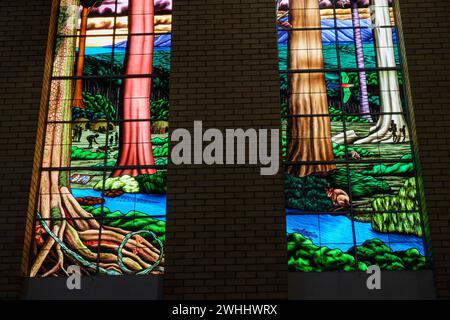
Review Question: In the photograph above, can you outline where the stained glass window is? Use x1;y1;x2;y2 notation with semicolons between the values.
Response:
278;0;430;272
30;0;171;276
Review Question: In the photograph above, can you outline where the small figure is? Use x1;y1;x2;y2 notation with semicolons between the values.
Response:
109;136;114;146
349;150;361;160
86;133;99;149
72;126;78;141
388;120;398;143
115;132;119;145
400;125;407;142
77;126;83;142
325;188;350;211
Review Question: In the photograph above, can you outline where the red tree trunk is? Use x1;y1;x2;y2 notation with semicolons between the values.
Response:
71;6;89;109
113;0;156;177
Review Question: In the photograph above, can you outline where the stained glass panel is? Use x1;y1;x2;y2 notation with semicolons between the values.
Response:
30;0;170;277
279;0;428;272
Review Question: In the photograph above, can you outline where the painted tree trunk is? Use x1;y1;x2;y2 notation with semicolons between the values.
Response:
32;0;162;277
354;0;407;144
71;6;89;109
112;0;156;177
287;0;335;177
352;0;372;122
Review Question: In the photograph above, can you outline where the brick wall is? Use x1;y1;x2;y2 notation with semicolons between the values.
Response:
0;0;53;299
0;0;449;300
164;0;287;299
398;0;450;299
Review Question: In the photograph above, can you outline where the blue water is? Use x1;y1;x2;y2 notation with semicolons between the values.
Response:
286;211;424;255
72;188;166;220
71;188;423;254
83;47;114;56
83;46;169;56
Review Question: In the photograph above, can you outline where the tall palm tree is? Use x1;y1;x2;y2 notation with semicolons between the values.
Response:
351;0;372;122
354;0;407;144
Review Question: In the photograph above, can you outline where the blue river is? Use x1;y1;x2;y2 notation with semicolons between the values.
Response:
72;188;166;220
286;211;424;254
72;189;424;254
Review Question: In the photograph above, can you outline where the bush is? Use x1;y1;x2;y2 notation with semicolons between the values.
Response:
282;139;376;160
84;55;121;78
287;233;361;272
94;160;116;167
332;142;376;159
94;175;140;193
151;99;169;122
348;239;426;271
328;106;370;123
371;178;422;236
280;101;288;118
363;154;413;176
152;136;168;146
285;174;332;212
72;92;115;121
287;233;426;272
331;168;391;198
135;171;167;194
153;142;169;157
155;158;168;166
281;134;287;158
71;146;105;160
371;177;418;212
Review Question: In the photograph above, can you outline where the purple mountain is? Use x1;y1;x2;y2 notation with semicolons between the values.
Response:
278;18;397;44
108;34;171;49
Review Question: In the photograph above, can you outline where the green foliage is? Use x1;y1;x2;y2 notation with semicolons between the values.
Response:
71;146;105;160
288;233;426;272
84;55;122;78
281;133;287;158
279;73;288;111
84;206;166;245
285;174;332;212
328;106;370;123
155;158;168;166
153;142;169;157
94;160;116;167
95;175;140;193
372;177;418;212
280;102;288;119
135;171;167;194
73;92;115;121
332;142;376;159
151;99;169;122
372;212;422;237
283;138;375;160
332;168;391;198
371;178;422;236
287;233;361;272
150;55;170;100
363;154;414;176
348;239;425;271
152;136;168;146
395;248;426;270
